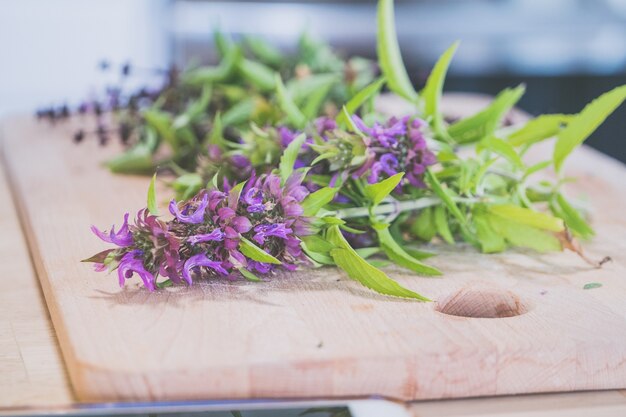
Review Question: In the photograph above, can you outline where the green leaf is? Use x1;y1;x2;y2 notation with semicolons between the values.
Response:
355;247;381;259
336;76;386;126
222;98;256;127
488;213;561;252
147;174;158;215
364;172;404;206
171;173;203;200
375;225;442;276
239;237;282;265
508;114;572;147
554;85;626;171
239;267;262;282
275;74;307;128
301;235;335;254
326;225;430;301
206;113;226;148
448;85;525;144
302;77;335;120
106;144;155;174
433;206;454;244
550;194;595;239
488;205;564;232
411;208;437;241
244;35;284;67
403;247;436;260
425;170;466;226
301;187;338;216
144;109;177;150
376;0;417;103
473;211;506;253
81;249;115;264
481;136;524;169
583;282;602;290
287;74;339;105
184;46;241;86
279;133;307;184
238;59;277;92
421;41;459;141
214;29;233;57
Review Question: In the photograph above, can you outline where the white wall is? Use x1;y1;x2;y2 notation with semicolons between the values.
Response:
0;0;170;116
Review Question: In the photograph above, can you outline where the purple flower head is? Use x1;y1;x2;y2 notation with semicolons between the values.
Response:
315;117;337;136
354;115;437;189
169;193;209;224
91;212;133;247
182;253;228;285
117;250;155;291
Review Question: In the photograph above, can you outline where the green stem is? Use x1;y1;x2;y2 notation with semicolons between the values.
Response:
334;196;482;220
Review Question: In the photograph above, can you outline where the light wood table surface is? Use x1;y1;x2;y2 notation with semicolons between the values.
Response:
1;107;625;415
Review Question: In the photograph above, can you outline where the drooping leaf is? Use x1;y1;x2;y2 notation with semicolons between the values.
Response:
147;173;159;215
275;74;307;128
301;187;338;216
410;207;437;241
279;133;307;184
448;85;525;144
336;76;386;126
488;213;561;252
433;205;454;244
425;170;466;226
375;225;442;276
488;205;564;232
473;211;506;253
508;114;572;147
238;267;262;282
364;172;404;206
421;41;459;141
554;85;626;171
376;0;418;103
326;225;430;301
239;237;282;265
550;194;595;240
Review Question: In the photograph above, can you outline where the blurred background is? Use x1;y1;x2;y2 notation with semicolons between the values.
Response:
1;0;625;161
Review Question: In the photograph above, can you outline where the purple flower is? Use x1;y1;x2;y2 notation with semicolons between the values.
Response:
182;253;228;284
91;213;133;247
315;117;337;136
187;228;225;245
169;193;209;224
117;250;156;291
253;223;293;245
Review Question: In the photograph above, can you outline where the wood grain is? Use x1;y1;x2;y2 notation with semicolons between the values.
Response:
0;137;73;407
1;101;625;403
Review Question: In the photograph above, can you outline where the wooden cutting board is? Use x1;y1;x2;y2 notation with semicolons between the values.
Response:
1;106;625;403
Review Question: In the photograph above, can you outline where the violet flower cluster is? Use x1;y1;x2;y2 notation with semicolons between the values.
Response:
89;172;312;290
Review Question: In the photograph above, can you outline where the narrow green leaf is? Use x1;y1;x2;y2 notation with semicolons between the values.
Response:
81;249;115;264
222;98;256;127
355;247;381;259
551;194;595;239
482;136;524;169
279;133;306;184
554;85;626;171
508;114;572;147
238;59;277;92
403;247;436;260
214;29;233;57
364;172;404;206
243;35;284;67
433;205;454;244
147;174;159;215
421;41;459;141
301;187;338;216
172;173;203;200
448;85;525;144
488;204;564;232
425;170;466;226
239;267;262;282
106;143;155;175
301;235;335;254
302;77;335;120
583;282;602;290
184;46;241;86
287;74;339;105
144;109;177;150
336;76;386;126
326;225;430;301
376;0;417;102
275;74;307;128
376;226;442;276
206;113;226;148
239;237;282;265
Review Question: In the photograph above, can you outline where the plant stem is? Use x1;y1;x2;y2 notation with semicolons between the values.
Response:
334;196;482;220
